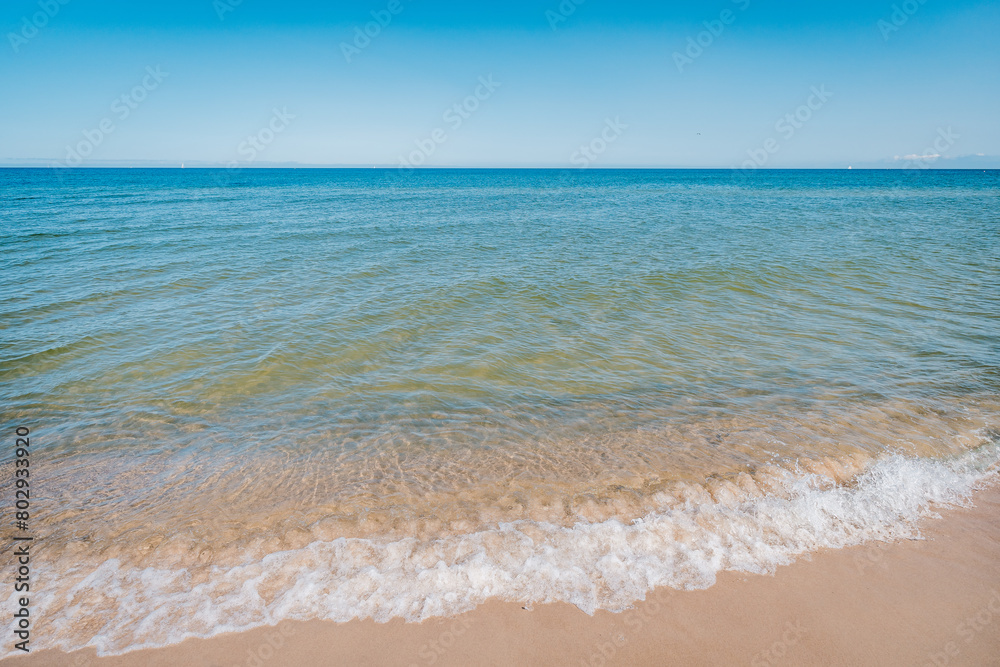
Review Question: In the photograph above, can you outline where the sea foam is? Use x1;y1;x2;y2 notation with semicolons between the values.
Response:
8;441;998;658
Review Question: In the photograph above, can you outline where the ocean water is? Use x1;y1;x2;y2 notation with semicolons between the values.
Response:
1;168;999;656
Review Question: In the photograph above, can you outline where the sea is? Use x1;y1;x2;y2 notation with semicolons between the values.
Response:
1;168;998;656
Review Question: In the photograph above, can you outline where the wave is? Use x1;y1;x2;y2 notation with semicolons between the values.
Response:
8;437;998;658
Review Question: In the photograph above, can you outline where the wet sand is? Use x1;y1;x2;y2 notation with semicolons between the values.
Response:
11;483;1000;667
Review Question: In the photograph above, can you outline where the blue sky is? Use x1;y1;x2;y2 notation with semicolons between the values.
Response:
1;0;998;167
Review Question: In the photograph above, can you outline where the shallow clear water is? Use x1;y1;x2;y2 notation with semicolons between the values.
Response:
1;168;999;654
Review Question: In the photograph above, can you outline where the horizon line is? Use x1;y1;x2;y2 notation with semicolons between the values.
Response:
2;165;999;171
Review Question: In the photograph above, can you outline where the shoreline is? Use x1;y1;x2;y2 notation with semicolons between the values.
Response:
10;481;1000;666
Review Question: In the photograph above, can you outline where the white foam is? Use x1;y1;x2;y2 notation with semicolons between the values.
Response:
7;442;998;658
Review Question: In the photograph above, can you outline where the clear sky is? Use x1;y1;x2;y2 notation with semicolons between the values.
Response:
1;0;998;168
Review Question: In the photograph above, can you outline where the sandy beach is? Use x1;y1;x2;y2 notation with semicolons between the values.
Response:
10;482;999;667
4;0;999;660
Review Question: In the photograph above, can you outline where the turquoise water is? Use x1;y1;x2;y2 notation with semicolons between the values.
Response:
2;168;999;654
